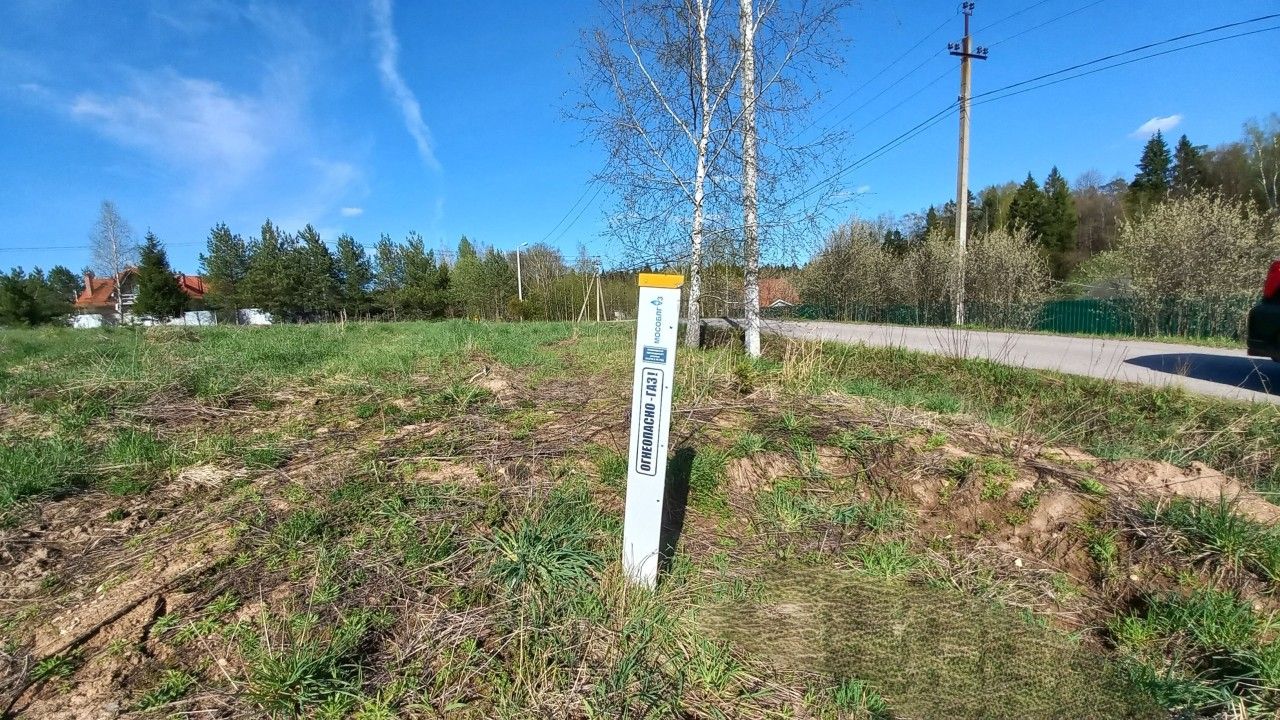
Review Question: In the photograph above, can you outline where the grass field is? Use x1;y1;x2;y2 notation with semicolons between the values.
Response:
2;320;1279;718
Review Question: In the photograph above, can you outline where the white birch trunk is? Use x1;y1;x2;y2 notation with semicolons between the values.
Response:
685;0;712;349
738;0;761;358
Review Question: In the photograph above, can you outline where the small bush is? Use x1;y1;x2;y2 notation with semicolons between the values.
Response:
1116;194;1280;337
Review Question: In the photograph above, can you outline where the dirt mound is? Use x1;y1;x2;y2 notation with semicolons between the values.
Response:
1104;459;1280;523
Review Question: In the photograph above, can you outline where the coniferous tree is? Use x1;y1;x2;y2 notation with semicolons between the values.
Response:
0;269;41;326
334;234;374;318
399;232;447;318
0;267;77;326
296;224;338;319
45;266;81;304
1041;167;1077;276
480;248;517;320
452;236;484;318
1041;168;1075;244
373;234;404;318
883;229;908;255
200;223;250;320
244;220;298;320
1128;130;1173;214
922;206;942;238
1007;173;1047;235
1171;134;1207;198
435;261;452;317
133;231;188;320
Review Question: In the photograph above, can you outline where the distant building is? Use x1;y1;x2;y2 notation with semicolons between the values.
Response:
759;277;800;309
74;268;208;322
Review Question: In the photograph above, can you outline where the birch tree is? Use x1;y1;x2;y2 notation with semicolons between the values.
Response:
579;0;741;348
1244;114;1280;212
738;0;761;356
730;0;850;357
89;200;138;320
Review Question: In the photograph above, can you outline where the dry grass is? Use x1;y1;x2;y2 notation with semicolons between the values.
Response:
0;321;1277;718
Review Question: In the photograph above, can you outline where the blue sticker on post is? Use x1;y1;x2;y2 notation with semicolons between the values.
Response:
642;345;667;364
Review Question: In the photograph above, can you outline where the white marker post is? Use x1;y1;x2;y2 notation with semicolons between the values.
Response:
621;272;684;588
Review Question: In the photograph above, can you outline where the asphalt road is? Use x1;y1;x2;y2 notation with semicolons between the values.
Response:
742;318;1280;404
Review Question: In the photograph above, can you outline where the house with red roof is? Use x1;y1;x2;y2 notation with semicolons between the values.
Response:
759;277;799;309
75;268;207;320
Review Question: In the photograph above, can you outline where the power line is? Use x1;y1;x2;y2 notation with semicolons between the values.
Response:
820;51;949;139
848;64;952;137
975;14;1280;102
789;104;957;205
974;0;1053;34
975;23;1280;107
547;182;605;246
534;181;598;245
768;12;1280;211
0;241;206;254
799;9;955;136
988;0;1109;48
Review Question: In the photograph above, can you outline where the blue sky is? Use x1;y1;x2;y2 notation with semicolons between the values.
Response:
0;0;1276;274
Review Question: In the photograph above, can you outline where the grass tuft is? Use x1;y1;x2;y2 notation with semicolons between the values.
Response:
1143;497;1280;580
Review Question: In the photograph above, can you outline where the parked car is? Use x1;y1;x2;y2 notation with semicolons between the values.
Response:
1246;259;1280;362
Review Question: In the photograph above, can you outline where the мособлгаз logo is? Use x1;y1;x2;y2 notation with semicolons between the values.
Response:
651;296;664;343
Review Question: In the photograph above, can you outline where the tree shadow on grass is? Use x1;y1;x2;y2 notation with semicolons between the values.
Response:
658;447;695;580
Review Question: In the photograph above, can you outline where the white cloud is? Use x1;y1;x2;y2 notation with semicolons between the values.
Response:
70;72;274;192
148;0;239;34
340;206;364;217
369;0;441;171
854;184;872;194
62;6;363;218
1131;114;1182;138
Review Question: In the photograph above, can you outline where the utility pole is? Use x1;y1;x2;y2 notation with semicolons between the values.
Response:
516;242;527;301
948;2;987;326
596;260;605;321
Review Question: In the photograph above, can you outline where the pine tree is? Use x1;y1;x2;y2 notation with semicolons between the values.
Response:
334;234;373;318
1007;173;1047;235
373;234;405;319
1171;134;1206;198
452;236;485;318
244;220;299;320
400;232;446;318
0;269;40;326
1128;130;1173;214
480;248;516;320
296;224;338;319
200;223;250;319
435;261;452;317
45;266;80;304
132;231;188;321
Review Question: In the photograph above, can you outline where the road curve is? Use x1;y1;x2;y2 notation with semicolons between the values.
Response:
731;318;1280;405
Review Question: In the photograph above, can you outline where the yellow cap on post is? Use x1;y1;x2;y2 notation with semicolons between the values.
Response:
637;273;684;288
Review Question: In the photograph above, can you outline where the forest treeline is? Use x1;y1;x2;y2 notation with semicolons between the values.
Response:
886;118;1278;280
799;116;1280;337
199;222;641;323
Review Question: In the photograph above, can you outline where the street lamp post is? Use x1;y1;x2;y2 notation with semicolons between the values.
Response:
516;242;528;301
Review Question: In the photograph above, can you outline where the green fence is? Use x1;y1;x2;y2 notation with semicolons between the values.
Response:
767;297;1256;341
